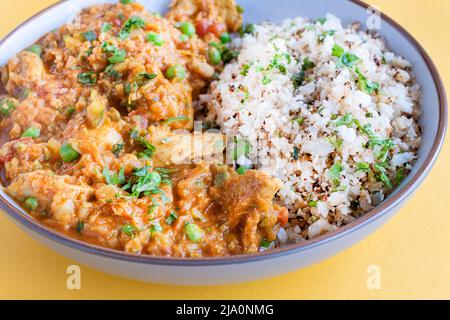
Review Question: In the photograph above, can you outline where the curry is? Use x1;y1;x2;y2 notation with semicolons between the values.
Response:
0;1;288;257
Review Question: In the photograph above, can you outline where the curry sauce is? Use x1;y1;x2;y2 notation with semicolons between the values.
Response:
0;1;288;257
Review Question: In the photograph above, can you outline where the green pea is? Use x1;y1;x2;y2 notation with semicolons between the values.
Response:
185;223;204;243
21;127;40;138
207;47;222;65
178;22;196;37
120;0;135;4
26;44;43;56
146;32;165;46
220;32;231;44
165;65;186;80
59;143;80;162
24;197;38;211
0;99;16;117
236;166;249;175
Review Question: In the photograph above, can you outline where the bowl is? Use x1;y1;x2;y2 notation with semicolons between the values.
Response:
0;0;446;285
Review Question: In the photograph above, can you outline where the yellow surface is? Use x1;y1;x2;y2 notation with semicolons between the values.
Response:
0;0;449;300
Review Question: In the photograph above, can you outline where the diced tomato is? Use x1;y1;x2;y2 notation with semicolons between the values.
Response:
209;22;226;37
277;207;289;226
195;19;227;38
195;19;211;37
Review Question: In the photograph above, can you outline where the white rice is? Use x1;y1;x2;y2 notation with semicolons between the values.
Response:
200;14;421;242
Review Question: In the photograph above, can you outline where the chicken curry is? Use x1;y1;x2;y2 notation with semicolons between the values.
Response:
0;1;288;257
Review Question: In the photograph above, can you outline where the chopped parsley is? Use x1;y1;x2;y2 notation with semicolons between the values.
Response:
165;211;178;225
122;166;161;198
103;167;126;185
101;42;127;64
292;146;299;160
315;18;327;25
155;167;177;185
374;163;392;189
328;160;343;185
131;129;157;158
77;71;97;85
394;167;407;185
318;30;335;43
292;117;304;126
240;64;250;76
292;57;315;88
112;143;124;157
354;67;380;94
119;16;146;40
262;75;271;84
326;135;343;150
355;162;370;173
101;23;112;33
332;44;360;68
82;30;97;42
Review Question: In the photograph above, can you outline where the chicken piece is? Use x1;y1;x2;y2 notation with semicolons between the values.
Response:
6;170;94;229
57;100;126;182
0;97;61;141
6;51;46;97
211;168;288;253
173;165;213;214
127;75;194;130
0;138;53;180
166;0;243;36
147;125;225;167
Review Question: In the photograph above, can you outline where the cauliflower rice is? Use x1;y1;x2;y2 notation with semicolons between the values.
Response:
201;14;422;243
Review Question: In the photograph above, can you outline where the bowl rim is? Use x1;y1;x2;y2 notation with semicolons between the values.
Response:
0;0;447;266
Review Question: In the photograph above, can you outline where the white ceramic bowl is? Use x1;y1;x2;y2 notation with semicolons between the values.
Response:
0;0;447;285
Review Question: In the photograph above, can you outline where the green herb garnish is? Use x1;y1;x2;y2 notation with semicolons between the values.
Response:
103;167;126;185
82;30;97;42
77;71;97;85
166;211;178;225
119;16;146;40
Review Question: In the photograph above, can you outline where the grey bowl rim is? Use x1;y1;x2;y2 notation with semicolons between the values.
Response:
0;0;447;266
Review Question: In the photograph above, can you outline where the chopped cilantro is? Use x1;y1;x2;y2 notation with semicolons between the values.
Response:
112;143;124;157
329;160;343;180
82;30;97;42
165;211;178;225
119;16;146;40
101;23;112;33
355;162;370;173
103;167;126;185
122;166;161;198
77;71;97;85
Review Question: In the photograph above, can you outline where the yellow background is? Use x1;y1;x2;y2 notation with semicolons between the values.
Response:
0;0;449;299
